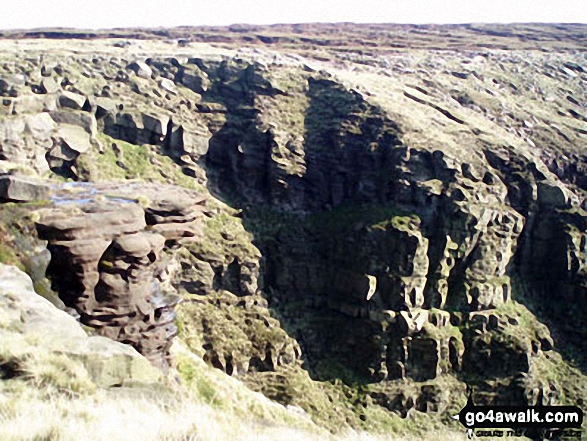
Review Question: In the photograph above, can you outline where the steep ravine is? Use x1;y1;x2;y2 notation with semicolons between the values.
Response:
0;34;586;437
197;56;587;417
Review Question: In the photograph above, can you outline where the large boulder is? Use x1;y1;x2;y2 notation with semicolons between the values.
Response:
127;61;153;79
0;74;26;97
45;124;94;177
25;112;56;140
103;111;172;145
0;174;49;202
167;123;211;159
56;124;93;154
0;263;161;387
58;91;87;110
12;94;57;114
0;115;54;173
40;77;60;94
176;64;210;94
142;113;169;138
50;110;98;137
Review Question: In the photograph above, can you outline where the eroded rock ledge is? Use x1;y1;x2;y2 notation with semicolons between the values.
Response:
36;184;208;369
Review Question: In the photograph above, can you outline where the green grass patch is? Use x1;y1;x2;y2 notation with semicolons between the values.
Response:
189;206;260;263
77;133;203;191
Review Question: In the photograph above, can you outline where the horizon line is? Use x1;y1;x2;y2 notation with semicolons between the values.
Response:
1;21;586;33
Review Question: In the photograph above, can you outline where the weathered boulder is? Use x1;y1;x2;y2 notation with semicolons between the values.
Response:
0;74;26;97
56;123;93;154
50;110;98;137
127;61;153;79
0;173;49;202
37;201;174;369
103;111;172;145
167;123;211;159
59;91;87;110
142;113;169;138
145;192;207;241
40;77;60;94
88;96;118;119
0;114;54;173
159;78;177;94
25;112;56;140
176;64;210;93
12;94;56;114
45;124;94;178
0;263;161;387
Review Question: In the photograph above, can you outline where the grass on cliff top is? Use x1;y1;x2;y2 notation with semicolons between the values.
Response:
76;133;202;191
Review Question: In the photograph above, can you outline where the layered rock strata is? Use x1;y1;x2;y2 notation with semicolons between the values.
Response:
37;185;207;369
189;57;581;409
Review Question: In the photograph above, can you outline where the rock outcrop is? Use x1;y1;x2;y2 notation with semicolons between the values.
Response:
36;184;208;369
188;54;584;410
0;28;586;433
0;173;49;202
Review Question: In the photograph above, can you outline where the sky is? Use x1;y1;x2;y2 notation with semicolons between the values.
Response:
1;0;586;30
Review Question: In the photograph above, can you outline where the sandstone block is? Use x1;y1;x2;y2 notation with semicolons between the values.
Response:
0;174;49;202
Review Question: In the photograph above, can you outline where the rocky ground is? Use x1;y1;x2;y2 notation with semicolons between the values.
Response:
0;23;586;440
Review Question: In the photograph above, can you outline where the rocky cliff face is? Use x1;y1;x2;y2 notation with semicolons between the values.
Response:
0;27;586;435
194;53;585;411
